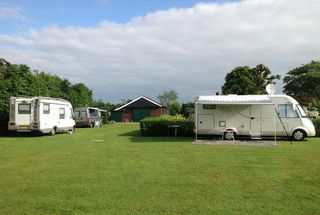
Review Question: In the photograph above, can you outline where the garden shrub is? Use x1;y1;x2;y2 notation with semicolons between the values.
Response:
140;115;194;137
312;118;320;137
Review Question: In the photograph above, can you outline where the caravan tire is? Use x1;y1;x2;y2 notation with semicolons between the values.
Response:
224;131;235;140
292;129;306;141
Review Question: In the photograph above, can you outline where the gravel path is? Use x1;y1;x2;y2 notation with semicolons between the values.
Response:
193;139;278;147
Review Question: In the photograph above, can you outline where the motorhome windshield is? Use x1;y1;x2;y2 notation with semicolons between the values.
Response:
297;105;307;118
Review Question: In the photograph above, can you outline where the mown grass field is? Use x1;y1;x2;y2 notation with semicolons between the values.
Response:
0;124;319;214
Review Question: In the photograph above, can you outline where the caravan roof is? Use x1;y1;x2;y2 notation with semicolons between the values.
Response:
196;95;273;105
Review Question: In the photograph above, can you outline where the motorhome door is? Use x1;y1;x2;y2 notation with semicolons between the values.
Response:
250;105;261;136
16;101;32;128
198;114;214;130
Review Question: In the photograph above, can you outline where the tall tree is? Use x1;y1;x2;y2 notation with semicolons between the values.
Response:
221;66;254;95
157;89;178;107
69;83;93;107
169;100;181;115
250;64;281;94
283;61;320;105
221;64;280;95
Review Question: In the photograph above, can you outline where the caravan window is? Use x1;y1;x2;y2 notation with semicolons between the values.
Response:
59;108;65;119
278;104;298;118
43;104;50;114
18;104;31;114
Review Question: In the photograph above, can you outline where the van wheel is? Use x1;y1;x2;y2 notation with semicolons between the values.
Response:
224;131;235;140
50;128;56;136
292;129;306;141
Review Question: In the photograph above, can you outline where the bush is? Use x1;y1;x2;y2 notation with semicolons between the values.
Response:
140;115;194;137
312;118;320;137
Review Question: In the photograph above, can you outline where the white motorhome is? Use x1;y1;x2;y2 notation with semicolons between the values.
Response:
195;95;316;141
8;97;75;135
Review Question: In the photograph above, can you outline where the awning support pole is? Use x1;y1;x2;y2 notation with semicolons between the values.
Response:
195;103;198;142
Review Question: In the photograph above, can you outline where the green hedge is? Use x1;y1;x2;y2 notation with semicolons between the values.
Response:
312;118;320;137
140;115;194;137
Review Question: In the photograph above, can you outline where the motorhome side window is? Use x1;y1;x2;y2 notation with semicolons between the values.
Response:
59;108;65;119
43;104;50;114
203;104;216;109
18;104;31;114
278;104;298;118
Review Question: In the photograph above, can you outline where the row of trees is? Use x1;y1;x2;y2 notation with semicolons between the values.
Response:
0;58;94;113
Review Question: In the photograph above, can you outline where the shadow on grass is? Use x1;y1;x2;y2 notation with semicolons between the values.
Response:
0;131;66;139
119;130;194;143
118;129;300;144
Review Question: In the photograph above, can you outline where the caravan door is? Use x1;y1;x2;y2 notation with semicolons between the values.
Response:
250;105;261;136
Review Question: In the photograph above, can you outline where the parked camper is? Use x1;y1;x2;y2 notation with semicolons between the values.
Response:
8;97;75;135
195;95;316;141
74;107;103;127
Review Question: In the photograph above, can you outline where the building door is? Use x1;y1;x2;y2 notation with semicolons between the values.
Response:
250;105;262;136
122;111;132;122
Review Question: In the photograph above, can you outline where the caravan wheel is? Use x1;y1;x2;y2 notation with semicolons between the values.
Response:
292;129;306;141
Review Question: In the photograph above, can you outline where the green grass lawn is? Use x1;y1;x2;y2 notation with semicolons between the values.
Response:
0;124;319;214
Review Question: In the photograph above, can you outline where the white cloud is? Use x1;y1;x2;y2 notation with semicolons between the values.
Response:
0;0;320;102
0;3;26;20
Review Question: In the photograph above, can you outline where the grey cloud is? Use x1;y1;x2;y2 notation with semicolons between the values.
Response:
0;0;320;103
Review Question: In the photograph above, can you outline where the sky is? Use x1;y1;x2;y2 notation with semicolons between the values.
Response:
0;0;319;103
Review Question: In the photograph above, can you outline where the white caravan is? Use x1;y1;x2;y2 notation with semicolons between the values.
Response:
195;95;316;141
8;97;75;135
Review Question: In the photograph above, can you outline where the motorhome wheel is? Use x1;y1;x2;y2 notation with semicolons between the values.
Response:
50;128;56;136
292;129;306;141
68;127;75;134
224;131;235;140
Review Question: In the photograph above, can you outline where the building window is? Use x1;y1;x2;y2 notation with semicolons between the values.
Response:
18;104;31;114
278;104;298;118
59;108;65;119
43;104;50;114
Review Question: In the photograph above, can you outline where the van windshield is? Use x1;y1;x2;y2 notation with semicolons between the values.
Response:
297;105;307;118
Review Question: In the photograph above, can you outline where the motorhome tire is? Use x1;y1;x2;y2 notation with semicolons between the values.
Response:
292;129;306;141
224;131;235;140
50;128;56;136
68;127;75;134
